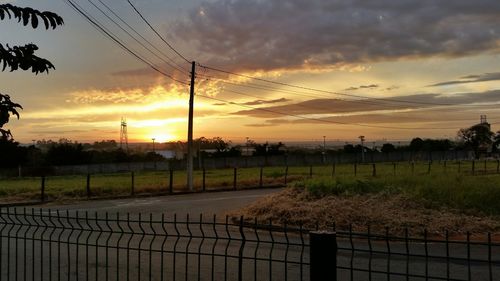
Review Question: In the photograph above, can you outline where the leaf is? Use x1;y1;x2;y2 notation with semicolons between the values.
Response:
41;15;49;29
31;12;38;28
47;14;56;29
22;8;29;26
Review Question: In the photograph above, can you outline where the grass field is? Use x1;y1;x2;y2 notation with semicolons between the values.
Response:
0;161;499;211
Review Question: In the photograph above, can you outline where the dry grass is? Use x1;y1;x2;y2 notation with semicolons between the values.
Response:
228;188;500;237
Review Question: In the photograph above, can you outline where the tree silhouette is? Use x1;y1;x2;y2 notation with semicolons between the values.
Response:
458;123;494;157
0;4;63;139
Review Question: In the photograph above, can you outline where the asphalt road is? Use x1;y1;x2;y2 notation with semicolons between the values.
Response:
36;188;282;217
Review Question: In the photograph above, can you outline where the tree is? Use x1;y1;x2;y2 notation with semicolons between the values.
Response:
409;138;424;151
0;137;29;168
493;131;500;153
381;143;396;153
457;123;494;157
0;4;63;139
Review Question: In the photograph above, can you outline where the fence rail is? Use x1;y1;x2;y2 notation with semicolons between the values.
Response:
1;209;499;280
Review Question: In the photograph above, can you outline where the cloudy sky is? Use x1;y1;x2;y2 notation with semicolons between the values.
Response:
1;0;500;144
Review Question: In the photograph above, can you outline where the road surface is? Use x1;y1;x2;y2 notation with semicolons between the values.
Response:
35;187;282;217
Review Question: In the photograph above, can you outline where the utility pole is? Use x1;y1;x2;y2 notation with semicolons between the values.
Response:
246;137;249;156
152;137;156;170
322;136;326;163
187;61;196;191
359;135;365;163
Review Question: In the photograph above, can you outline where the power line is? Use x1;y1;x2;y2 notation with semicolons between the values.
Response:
199;64;477;107
199;73;413;110
196;93;485;130
63;0;189;85
221;86;500;124
86;0;188;75
198;73;500;120
93;0;190;74
127;0;191;64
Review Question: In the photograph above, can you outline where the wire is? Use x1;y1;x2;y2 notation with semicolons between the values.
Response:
64;0;190;85
195;93;481;130
93;0;190;74
86;0;187;75
198;73;412;110
127;0;191;64
200;64;476;107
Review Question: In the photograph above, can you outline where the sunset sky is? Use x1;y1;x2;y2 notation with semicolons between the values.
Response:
1;0;500;144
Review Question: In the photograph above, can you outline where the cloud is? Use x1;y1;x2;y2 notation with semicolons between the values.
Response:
429;72;500;87
66;85;188;105
231;90;500;118
255;109;493;126
245;123;278;127
173;0;500;72
242;97;291;106
345;84;379;91
385;86;399;91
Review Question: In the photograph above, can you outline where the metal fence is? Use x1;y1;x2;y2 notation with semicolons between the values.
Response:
334;228;500;281
0;209;499;281
0;209;309;281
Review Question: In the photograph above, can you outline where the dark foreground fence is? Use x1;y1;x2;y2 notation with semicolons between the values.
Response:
0;209;499;281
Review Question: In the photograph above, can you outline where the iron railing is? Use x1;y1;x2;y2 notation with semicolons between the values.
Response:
0;208;308;281
0;208;499;280
334;227;500;280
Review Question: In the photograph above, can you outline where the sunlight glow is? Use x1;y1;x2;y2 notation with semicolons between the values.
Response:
148;133;178;143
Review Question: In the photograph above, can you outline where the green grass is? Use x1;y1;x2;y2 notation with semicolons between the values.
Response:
298;171;500;216
1;161;500;214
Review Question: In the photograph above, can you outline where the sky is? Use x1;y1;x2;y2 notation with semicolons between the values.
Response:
1;0;500;144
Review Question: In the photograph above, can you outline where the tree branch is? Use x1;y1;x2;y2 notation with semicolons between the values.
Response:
0;4;63;29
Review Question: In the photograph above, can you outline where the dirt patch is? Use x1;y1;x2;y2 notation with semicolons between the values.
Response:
227;188;500;237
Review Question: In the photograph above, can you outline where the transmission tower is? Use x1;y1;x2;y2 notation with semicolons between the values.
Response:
480;114;488;124
120;117;129;152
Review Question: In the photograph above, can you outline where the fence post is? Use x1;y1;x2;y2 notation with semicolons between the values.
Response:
202;168;206;192
472;160;476;176
427;162;431;174
284;166;289;185
259;167;263;188
393;162;397;175
444;161;447;174
233;167;237;190
372;163;376;177
484;160;487;173
131;171;135;196
411;162;415;175
309;166;313;178
354;163;357;176
310;231;337;281
86;174;91;198
41;176;46;202
169;169;174;194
